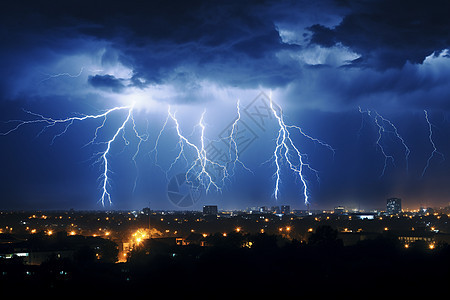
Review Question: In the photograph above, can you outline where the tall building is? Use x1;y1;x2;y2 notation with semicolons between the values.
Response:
271;206;280;214
334;206;345;215
203;205;218;216
281;205;290;215
386;198;402;215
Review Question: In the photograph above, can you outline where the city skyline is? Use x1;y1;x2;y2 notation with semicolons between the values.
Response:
2;1;450;211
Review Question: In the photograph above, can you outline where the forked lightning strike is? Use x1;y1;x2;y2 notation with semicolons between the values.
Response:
98;104;134;206
268;93;334;205
2;97;254;206
2;93;332;207
222;100;253;175
358;107;410;177
1;103;144;206
166;107;228;193
422;110;445;177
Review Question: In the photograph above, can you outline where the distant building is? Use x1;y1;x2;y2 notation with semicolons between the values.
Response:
203;205;218;216
352;213;376;220
281;205;290;215
271;206;280;214
142;207;151;215
387;198;402;215
334;206;345;215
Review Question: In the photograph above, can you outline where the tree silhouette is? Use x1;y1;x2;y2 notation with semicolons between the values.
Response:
308;225;342;248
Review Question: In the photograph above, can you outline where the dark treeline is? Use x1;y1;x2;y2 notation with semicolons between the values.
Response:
1;226;449;296
128;226;450;296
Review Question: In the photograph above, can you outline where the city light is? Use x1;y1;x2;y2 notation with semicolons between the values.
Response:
1;1;450;293
132;228;149;247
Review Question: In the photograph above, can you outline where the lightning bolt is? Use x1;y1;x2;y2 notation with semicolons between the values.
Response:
98;104;134;206
222;99;253;175
153;99;253;194
2;92;331;208
131;116;149;193
166;107;228;193
1;103;138;206
422;109;445;177
358;107;410;177
39;67;85;84
3;95;255;206
374;111;410;174
372;112;396;178
268;93;333;205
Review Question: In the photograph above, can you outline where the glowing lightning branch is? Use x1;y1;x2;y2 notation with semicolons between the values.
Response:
98;104;134;206
1;104;137;206
222;100;253;175
374;112;410;173
358;107;410;177
372;113;396;178
167;107;228;193
39;67;85;85
2;94;331;207
287;125;336;159
131;116;149;193
422;110;445;177
268;94;333;205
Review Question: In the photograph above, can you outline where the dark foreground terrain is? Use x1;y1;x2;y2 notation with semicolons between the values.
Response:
1;226;449;297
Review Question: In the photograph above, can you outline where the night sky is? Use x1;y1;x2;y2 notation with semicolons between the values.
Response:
1;0;450;211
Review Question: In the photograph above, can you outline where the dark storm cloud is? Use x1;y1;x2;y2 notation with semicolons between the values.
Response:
99;0;301;88
88;74;126;93
2;0;450;95
0;0;314;94
308;0;450;69
3;0;450;211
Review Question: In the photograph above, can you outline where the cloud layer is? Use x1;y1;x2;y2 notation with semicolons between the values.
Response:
2;0;450;110
2;0;450;209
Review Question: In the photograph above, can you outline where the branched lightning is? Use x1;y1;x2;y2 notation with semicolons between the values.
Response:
131;116;149;193
152;99;253;194
372;112;396;178
422;110;445;177
2;91;335;208
374;112;410;173
1;103;138;206
359;107;410;177
221;100;253;175
2;94;258;207
166;107;228;193
98;104;134;206
39;67;85;84
268;94;334;205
